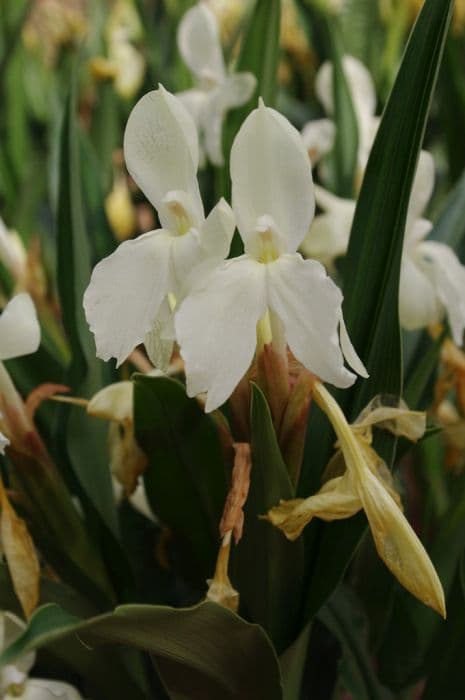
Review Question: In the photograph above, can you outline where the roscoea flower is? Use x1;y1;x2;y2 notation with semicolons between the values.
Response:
176;3;256;166
0;612;83;699
84;85;235;370
268;384;446;617
301;55;378;174
175;100;367;412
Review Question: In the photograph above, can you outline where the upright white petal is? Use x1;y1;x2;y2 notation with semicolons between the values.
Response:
267;255;358;388
231;101;315;254
175;257;267;411
177;4;225;84
301;186;355;266
417;241;465;345
198;198;235;259
21;679;83;699
0;294;40;361
399;257;442;332
301;119;336;164
124;86;203;221
84;231;173;367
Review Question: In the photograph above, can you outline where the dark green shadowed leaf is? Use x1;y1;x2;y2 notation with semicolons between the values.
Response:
0;602;283;700
300;0;453;618
234;385;305;653
134;374;228;581
430;165;465;253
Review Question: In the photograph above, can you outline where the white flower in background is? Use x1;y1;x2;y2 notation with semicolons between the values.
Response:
0;217;27;283
301;150;465;344
0;430;9;454
176;100;367;412
84;85;235;369
176;3;256;167
0;611;83;699
302;55;378;173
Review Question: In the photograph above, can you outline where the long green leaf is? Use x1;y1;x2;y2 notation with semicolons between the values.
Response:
0;602;283;700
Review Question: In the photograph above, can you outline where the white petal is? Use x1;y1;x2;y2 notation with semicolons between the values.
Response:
399;256;442;332
406;150;435;232
301;187;355;266
198;198;235;259
111;41;145;99
417;240;465;345
202;74;256;166
339;313;368;378
267;254;358;388
175;257;267;411
177;4;225;84
84;231;173;367
176;88;208;131
301;119;336;165
123;86;203;221
231;101;315;253
0;431;9;454
21;679;83;699
316;56;376;147
0;293;40;361
144;299;175;371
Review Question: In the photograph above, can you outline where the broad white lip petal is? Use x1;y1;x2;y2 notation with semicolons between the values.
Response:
301;119;336;165
358;467;445;617
177;3;225;85
267;254;358;388
0;293;40;361
399;257;443;332
417;240;465;345
21;678;84;699
406;150;435;234
231;100;315;254
175;256;267;412
124;86;203;221
83;231;173;367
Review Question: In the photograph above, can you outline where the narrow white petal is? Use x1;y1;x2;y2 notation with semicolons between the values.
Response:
216;73;256;110
0;293;40;361
399;256;443;332
0;431;9;454
406;150;435;233
301;189;355;267
144;298;175;371
231;102;315;253
84;231;173;367
175;257;267;411
177;4;225;84
301;119;336;165
338;313;369;378
176;88;207;130
267;254;358;388
123;86;203;220
87;381;133;423
417;240;465;345
198;198;235;259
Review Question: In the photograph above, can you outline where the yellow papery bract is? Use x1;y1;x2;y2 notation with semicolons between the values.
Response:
358;468;446;618
355;394;426;441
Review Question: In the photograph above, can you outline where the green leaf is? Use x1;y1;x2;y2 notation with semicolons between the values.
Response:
234;385;305;653
280;623;311;700
0;602;283;700
134;374;228;580
318;586;392;700
301;0;453;617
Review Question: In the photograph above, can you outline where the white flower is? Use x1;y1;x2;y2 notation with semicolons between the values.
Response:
176;3;256;167
0;612;83;699
175;100;367;412
301;150;465;344
0;431;9;454
84;85;235;369
302;55;379;173
400;151;465;344
0;218;27;283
